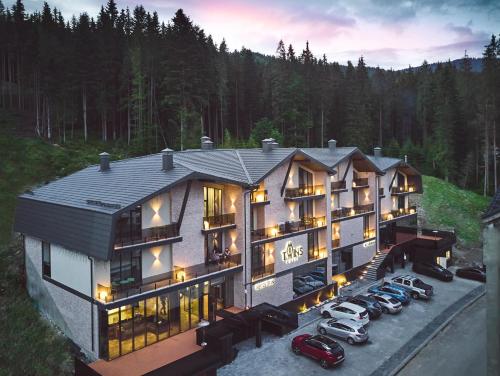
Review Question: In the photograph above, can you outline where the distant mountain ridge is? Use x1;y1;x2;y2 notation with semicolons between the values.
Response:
399;58;483;73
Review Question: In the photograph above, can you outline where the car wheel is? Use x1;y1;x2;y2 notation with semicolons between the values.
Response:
347;337;355;345
322;311;331;318
320;360;329;369
319;327;327;335
411;292;419;299
292;347;301;355
382;307;389;314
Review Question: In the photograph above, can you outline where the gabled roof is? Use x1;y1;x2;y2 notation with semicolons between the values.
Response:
367;155;401;171
483;189;500;222
236;147;297;184
300;147;384;174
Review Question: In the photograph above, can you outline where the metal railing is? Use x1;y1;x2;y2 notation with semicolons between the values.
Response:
331;203;375;220
202;213;236;230
352;178;369;187
251;263;275;281
331;180;346;191
102;254;242;303
391;185;417;194
114;223;179;248
251;216;327;242
251;190;269;204
308;247;328;261
380;206;417;222
284;185;325;199
364;229;376;239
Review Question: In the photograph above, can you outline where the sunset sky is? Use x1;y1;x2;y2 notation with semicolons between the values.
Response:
11;0;500;69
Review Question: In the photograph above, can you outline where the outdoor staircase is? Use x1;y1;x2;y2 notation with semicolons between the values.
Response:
362;248;391;282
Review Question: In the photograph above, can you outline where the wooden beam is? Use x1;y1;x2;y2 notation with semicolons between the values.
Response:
388;169;398;191
177;180;192;230
280;158;294;197
341;157;352;182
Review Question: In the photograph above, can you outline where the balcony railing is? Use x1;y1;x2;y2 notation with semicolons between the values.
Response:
100;253;242;303
251;216;327;242
380;206;417;222
364;228;376;239
331;203;375;221
284;184;325;199
332;238;340;248
202;213;236;231
308;247;328;261
251;190;269;204
251;263;275;281
352;178;369;188
391;185;417;195
331;180;347;192
114;223;179;248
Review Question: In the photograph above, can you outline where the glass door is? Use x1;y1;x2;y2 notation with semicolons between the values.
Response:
203;186;222;218
179;288;190;332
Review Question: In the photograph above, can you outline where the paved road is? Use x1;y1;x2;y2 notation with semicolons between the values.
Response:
398;295;486;376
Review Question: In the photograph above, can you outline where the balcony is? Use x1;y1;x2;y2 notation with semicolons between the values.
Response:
114;223;180;249
251;216;327;243
331;203;375;221
364;228;376;239
202;213;236;233
308;247;328;261
380;206;417;223
332;238;340;249
331;180;347;193
391;185;417;195
99;253;242;303
251;263;275;281
251;190;270;205
284;185;325;201
352;178;369;189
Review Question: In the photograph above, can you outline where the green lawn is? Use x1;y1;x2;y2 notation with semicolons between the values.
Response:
421;175;490;247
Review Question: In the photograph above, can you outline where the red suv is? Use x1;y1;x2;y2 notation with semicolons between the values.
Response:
291;334;345;368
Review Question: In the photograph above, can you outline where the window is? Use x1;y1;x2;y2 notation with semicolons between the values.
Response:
308;231;320;260
203;187;222;218
363;216;370;235
298;167;313;188
299;200;313;220
111;250;142;288
42;241;51;277
115;207;142;244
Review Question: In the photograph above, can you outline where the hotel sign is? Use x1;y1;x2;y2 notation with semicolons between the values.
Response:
363;240;376;248
281;241;304;264
254;278;276;291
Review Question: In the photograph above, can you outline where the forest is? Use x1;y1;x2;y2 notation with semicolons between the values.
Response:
0;0;499;194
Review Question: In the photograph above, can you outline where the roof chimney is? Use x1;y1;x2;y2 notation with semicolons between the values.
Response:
99;152;110;171
404;155;408;163
328;140;337;153
201;136;214;150
162;148;174;170
262;138;273;152
270;141;279;150
374;147;382;158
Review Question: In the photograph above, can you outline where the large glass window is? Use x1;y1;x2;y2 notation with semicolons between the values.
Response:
205;231;223;263
298;167;313;188
203;187;222;218
116;207;142;244
42;241;51;277
110;250;142;289
308;231;320;260
299;200;313;219
332;247;353;275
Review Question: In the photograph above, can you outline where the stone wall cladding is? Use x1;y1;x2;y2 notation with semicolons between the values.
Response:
25;236;98;359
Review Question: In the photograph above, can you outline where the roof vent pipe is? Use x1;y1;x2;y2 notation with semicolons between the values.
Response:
270;141;279;150
328;139;337;153
374;147;382;158
162;148;174;170
200;136;210;147
99;152;110;171
262;138;273;152
404;155;408;163
201;139;214;150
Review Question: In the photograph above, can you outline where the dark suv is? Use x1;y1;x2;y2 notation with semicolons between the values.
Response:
413;262;453;282
346;295;383;319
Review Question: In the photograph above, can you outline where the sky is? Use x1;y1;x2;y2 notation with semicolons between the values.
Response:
8;0;500;69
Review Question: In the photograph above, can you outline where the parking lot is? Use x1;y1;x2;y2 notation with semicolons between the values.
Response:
219;267;484;376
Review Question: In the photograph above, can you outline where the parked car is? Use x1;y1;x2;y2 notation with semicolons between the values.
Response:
295;275;325;289
413;261;453;282
369;293;403;314
390;275;433;299
456;266;486;282
308;271;326;282
346;295;383;319
293;279;315;295
291;334;345;368
320;302;370;325
317;318;369;345
368;285;411;305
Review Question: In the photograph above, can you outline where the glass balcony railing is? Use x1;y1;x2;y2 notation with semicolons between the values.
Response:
391;185;417;195
202;213;236;231
99;253;242;303
331;203;375;221
251;216;327;242
331;180;347;192
114;223;179;248
251;190;269;204
332;238;340;248
284;185;325;199
380;206;417;222
308;247;328;261
251;263;275;281
352;178;369;188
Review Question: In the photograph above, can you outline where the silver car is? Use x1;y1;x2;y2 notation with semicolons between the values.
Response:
370;293;403;314
317;318;369;345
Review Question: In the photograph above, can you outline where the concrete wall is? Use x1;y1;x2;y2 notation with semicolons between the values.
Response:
251;272;294;307
353;241;376;267
25;236;98;359
51;243;91;296
483;222;500;376
340;216;364;247
142;244;173;279
141;191;171;229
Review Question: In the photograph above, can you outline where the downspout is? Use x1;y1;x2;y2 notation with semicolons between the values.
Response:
375;176;380;252
88;256;94;353
243;189;251;309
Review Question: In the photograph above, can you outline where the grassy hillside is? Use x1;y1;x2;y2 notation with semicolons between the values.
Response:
420;175;490;247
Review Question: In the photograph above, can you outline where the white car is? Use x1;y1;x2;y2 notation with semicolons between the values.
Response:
320;302;370;325
370;293;403;314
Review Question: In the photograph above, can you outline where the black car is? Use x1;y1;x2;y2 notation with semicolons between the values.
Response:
413;262;453;282
456;266;486;282
347;295;383;319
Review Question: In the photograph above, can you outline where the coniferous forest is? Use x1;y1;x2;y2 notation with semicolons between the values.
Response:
1;0;499;194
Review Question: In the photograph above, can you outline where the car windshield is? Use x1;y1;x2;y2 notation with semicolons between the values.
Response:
389;298;399;304
358;327;366;334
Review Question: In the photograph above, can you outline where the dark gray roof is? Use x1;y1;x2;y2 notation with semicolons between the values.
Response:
237;148;299;183
483;189;500;221
299;147;357;168
367;155;402;171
